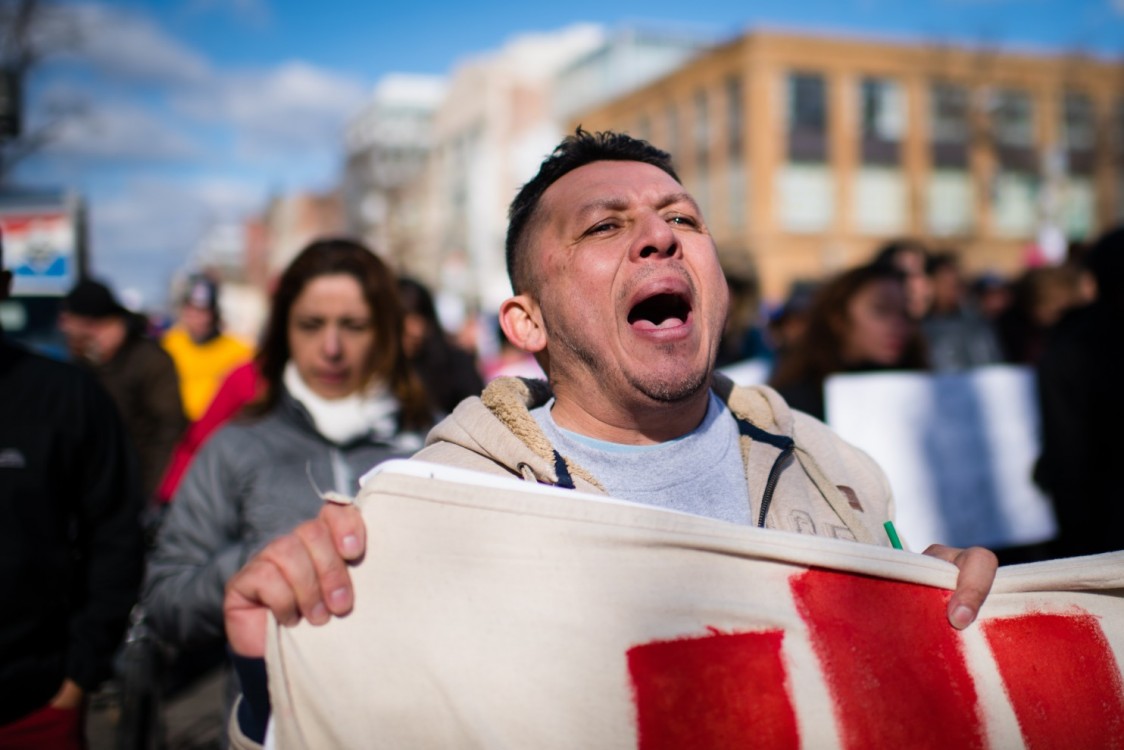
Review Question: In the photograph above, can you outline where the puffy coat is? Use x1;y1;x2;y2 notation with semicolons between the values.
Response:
143;389;423;647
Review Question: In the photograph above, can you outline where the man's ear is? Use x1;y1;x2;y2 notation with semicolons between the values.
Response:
499;294;547;354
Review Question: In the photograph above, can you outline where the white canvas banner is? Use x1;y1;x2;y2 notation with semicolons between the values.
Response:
265;461;1123;750
825;366;1056;550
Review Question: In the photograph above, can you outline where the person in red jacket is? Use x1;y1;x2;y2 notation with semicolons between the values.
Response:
155;360;262;504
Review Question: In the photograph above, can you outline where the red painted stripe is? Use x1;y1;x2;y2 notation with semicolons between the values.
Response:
982;612;1124;749
791;569;985;749
628;628;800;750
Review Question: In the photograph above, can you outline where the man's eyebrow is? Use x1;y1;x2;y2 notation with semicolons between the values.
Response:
571;196;630;223
656;191;700;212
571;191;700;223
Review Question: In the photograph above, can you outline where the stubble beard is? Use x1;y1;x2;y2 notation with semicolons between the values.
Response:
548;322;710;406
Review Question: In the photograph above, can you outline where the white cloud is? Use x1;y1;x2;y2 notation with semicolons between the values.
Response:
46;101;201;162
63;3;211;86
173;61;367;152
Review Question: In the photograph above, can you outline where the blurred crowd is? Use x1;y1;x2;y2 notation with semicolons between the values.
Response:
1;216;1121;747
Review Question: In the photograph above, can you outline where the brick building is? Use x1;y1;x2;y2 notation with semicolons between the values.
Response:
570;31;1124;300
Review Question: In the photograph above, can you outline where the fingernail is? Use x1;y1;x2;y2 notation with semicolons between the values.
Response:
341;534;360;558
951;604;975;630
310;602;327;623
329;587;350;608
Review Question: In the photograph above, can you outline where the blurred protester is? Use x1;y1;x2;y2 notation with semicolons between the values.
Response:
155;360;263;505
1034;226;1124;558
162;274;254;422
770;263;927;421
921;252;1003;371
872;239;932;320
0;235;144;749
397;276;484;415
59;279;187;500
766;281;817;371
715;274;773;369
995;265;1088;365
142;238;434;650
969;272;1012;323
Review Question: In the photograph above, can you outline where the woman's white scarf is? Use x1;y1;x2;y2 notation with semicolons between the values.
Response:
283;361;399;445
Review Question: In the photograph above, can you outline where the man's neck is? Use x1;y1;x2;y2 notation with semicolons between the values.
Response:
547;386;712;446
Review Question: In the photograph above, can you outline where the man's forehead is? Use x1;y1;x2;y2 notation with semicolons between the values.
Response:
541;160;692;222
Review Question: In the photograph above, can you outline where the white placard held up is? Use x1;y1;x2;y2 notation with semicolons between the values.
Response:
825;365;1057;550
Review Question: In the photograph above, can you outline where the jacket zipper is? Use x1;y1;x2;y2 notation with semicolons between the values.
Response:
757;441;795;528
734;417;796;529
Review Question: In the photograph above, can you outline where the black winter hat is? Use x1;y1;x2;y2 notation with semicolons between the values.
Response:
63;278;128;319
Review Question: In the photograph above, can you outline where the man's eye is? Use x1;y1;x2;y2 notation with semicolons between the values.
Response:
669;215;697;227
587;221;616;235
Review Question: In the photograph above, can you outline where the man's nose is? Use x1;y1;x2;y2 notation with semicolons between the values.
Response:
632;212;679;261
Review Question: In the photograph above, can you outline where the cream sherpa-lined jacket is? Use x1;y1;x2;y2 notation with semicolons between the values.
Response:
413;374;897;547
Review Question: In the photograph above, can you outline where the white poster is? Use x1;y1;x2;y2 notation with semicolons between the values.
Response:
825;366;1057;550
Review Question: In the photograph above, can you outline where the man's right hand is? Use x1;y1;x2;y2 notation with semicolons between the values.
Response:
224;503;367;658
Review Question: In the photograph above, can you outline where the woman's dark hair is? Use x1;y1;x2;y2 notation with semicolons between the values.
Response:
248;237;431;430
396;276;485;415
396;276;441;332
505;127;679;295
770;263;927;390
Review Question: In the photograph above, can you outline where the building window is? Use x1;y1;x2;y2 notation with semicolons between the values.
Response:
786;72;827;163
1116;97;1124;162
665;103;680;165
1115;98;1124;222
726;75;745;229
726;75;743;160
860;77;904;166
930;82;970;169
635;115;651;143
992;89;1036;174
1063;91;1096;176
693;89;710;214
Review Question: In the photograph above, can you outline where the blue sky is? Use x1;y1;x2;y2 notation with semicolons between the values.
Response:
13;0;1124;307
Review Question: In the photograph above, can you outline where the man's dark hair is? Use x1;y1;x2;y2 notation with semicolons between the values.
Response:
505;127;680;294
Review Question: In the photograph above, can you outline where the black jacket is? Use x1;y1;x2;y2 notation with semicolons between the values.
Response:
1035;301;1124;557
0;339;145;724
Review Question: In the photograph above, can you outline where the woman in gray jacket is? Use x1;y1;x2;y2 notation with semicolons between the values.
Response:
143;238;434;648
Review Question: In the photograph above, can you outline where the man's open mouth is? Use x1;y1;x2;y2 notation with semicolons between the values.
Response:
627;292;692;330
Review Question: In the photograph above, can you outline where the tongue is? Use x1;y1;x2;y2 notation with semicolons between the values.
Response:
632;316;684;331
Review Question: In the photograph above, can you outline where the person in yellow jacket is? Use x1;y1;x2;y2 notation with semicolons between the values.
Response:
162;275;253;421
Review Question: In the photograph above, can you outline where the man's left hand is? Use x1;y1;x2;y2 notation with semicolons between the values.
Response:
922;544;999;630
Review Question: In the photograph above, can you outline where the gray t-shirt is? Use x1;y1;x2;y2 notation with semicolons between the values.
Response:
531;390;751;525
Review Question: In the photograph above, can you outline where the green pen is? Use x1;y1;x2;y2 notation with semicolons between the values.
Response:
883;521;903;550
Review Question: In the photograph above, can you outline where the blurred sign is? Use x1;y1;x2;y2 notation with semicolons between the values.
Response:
825;366;1057;550
1;205;79;296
